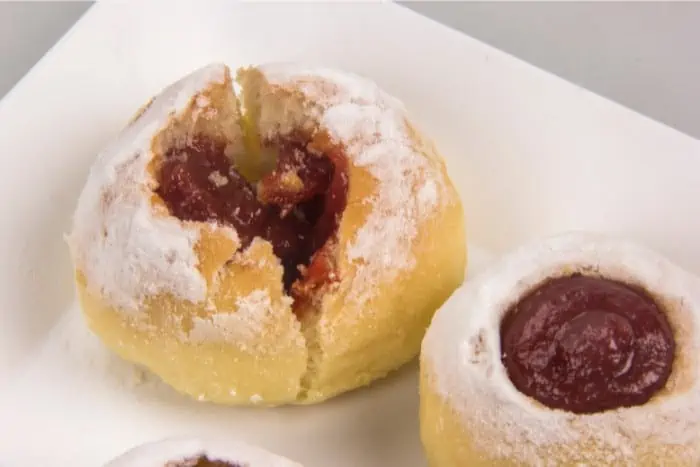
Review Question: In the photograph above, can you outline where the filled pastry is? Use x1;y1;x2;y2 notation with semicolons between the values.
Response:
420;231;700;466
67;62;466;406
104;437;302;467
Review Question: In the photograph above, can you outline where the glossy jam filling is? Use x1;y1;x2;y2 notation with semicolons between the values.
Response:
500;273;675;414
156;136;349;310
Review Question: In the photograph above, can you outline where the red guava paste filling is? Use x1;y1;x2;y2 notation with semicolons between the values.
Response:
155;135;349;310
500;273;675;414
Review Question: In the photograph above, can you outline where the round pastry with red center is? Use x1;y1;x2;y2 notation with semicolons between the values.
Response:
105;437;302;467
67;62;466;405
420;232;700;466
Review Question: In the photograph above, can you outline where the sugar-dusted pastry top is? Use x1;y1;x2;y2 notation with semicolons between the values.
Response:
248;62;449;307
422;231;700;464
68;64;229;311
104;437;303;467
67;62;450;317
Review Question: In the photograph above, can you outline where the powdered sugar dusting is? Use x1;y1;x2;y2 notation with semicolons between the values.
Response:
258;63;447;304
423;231;700;465
66;64;228;311
189;289;296;345
105;436;303;467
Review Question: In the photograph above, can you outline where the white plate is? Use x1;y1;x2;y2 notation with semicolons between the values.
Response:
0;2;698;466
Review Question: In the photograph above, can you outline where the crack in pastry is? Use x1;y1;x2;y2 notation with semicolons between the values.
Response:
67;62;466;406
155;134;348;312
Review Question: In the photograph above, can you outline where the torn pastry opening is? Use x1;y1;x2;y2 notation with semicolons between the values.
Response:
499;272;676;414
154;119;349;314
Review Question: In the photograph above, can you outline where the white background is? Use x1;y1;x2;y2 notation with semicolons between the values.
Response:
0;1;699;139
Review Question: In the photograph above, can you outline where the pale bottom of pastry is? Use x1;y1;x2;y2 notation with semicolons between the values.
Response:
419;361;695;466
77;283;308;406
75;183;466;407
76;244;464;407
420;362;519;467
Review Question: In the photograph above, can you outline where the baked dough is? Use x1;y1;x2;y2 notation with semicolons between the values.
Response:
104;437;302;467
67;62;466;406
420;231;700;466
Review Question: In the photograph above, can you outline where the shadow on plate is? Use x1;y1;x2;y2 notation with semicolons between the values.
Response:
5;153;93;370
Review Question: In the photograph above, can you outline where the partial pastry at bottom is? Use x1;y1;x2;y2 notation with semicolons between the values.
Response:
420;231;700;466
104;437;302;467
